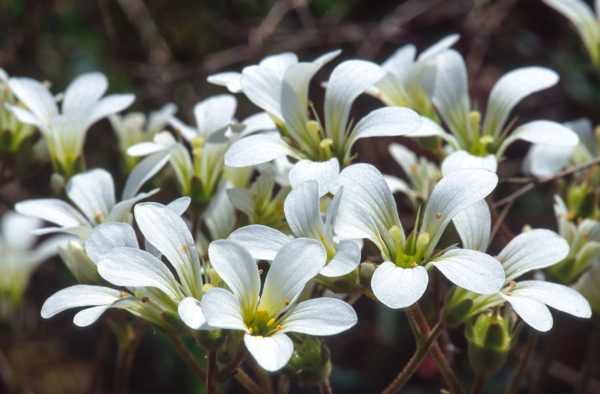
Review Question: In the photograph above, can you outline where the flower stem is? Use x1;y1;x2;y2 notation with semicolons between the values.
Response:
166;335;207;382
470;374;487;394
215;349;245;384
235;368;268;394
206;350;217;394
276;375;290;394
505;330;538;394
320;378;333;394
381;320;445;394
575;319;600;394
113;327;145;394
407;303;466;394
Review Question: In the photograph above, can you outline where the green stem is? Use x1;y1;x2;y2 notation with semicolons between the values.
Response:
320;378;333;394
471;374;487;394
575;319;600;394
381;321;445;394
505;330;538;394
215;349;245;384
408;304;466;394
113;329;144;394
235;368;268;394
166;335;207;382
206;350;217;394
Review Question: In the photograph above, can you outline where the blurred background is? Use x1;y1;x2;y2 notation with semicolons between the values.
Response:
1;0;600;393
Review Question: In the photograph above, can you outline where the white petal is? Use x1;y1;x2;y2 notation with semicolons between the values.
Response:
288;159;340;197
201;287;247;331
483;67;559;139
431;50;471;147
134;203;202;299
324;60;385;143
381;44;416;78
452;199;491;252
371;262;429;309
241;65;283;119
225;134;297;167
227;225;290;260
98;247;181;299
499;120;579;158
259;52;298;75
109;189;159;223
194;94;236;138
244;333;294;372
499;229;570;282
502;292;553;332
320;239;362;277
421;169;498;256
1;211;42;250
542;0;599;57
441;151;497;176
5;104;43;127
41;285;120;318
178;297;213;330
62;72;108;113
522;143;572;177
15;199;90;228
88;94;135;126
259;239;327;316
240;112;277;137
284;180;323;239
280;297;357;335
511;280;591;318
208;240;261;316
122;151;170;200
428;249;505;294
383;175;413;196
66;169;116;223
127;141;166;157
85;222;139;264
348;107;422;147
8;77;58;123
207;72;243;93
146;103;178;134
167;197;191;216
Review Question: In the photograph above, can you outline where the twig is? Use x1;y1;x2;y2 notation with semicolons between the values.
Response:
166;335;207;382
470;374;487;394
320;378;333;394
505;330;539;394
84;322;112;394
488;197;515;247
235;368;268;394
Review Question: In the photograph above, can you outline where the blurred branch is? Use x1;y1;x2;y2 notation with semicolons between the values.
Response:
505;330;539;394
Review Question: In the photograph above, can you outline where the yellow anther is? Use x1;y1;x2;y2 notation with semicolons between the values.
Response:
267;318;276;327
320;235;325;241
410;164;419;172
248;327;253;334
389;225;403;243
509;281;517;288
191;137;205;149
276;325;282;331
577;217;583;224
119;292;127;299
411;262;418;268
320;138;333;149
202;284;214;293
284;300;290;306
468;111;481;129
436;212;442;220
479;136;494;146
182;245;189;253
307;120;321;136
417;232;430;249
94;212;102;220
504;292;512;296
566;212;574;220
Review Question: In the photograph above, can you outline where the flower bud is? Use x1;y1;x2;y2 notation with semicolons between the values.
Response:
441;286;475;326
465;308;520;378
282;335;331;385
197;328;229;350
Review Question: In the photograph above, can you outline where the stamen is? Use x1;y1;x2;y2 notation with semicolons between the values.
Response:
248;327;253;334
504;292;512;296
276;325;282;331
493;256;500;260
436;212;442;220
411;262;418;268
202;284;214;292
266;318;275;327
258;269;264;275
284;300;290;306
410;164;418;172
119;292;127;299
94;213;102;220
141;297;149;303
509;281;517;288
182;245;189;254
320;235;325;241
389;226;403;243
566;212;574;220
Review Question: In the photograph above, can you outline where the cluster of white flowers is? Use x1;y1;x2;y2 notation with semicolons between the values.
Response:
2;19;599;391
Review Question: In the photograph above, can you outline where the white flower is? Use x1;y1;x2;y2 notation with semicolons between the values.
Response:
40;199;194;328
523;118;598;177
0;211;69;309
543;0;600;69
330;163;504;308
196;180;237;255
384;143;442;208
224;52;422;195
0;68;36;153
366;34;459;119
427;50;578;174
7;72;134;176
201;239;357;371
15;166;162;240
453;200;592;331
109;103;177;170
228;180;361;277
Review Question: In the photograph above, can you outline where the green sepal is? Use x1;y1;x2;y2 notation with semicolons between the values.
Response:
196;328;229;350
314;269;359;294
282;334;332;385
160;310;190;334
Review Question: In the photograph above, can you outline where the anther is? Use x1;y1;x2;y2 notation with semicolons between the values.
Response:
94;212;102;220
411;262;418;268
320;235;325;241
267;318;275;327
436;213;442;220
493;256;500;260
248;327;253;334
410;164;418;172
258;269;263;275
182;245;189;253
566;212;574;220
509;281;516;288
174;128;181;135
119;292;127;299
284;300;290;306
142;297;149;303
504;292;512;296
276;325;282;331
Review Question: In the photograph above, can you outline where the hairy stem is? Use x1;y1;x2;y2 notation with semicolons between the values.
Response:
505;330;538;394
382;320;445;394
166;335;207;382
575;319;600;394
235;368;268;394
470;374;487;394
206;350;217;394
320;378;333;394
215;349;245;384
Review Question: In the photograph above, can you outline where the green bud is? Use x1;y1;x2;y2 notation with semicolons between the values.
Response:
160;310;190;334
282;335;331;385
567;185;597;222
196;328;229;350
442;286;475;326
315;269;359;294
465;309;521;378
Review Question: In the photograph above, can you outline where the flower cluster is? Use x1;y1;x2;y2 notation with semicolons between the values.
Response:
2;22;599;393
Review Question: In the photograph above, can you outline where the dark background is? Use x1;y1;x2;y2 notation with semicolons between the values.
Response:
1;0;599;393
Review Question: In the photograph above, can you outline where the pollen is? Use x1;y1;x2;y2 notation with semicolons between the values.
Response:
266;318;275;326
504;292;512;296
509;281;517;288
436;212;442;220
119;292;127;299
320;235;325;241
248;327;253;334
141;297;149;303
182;245;189;253
276;325;282;331
284;300;290;306
258;269;263;275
